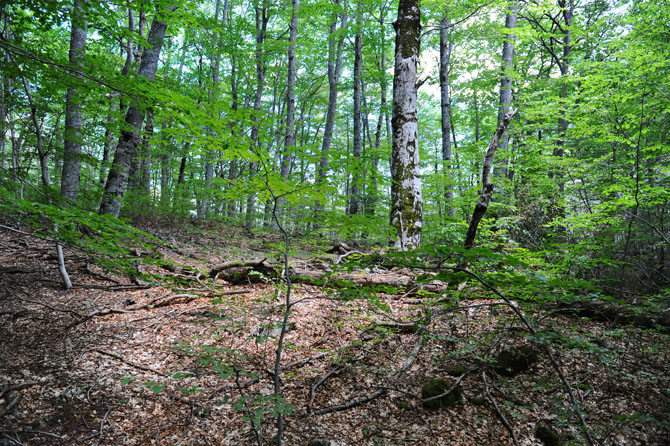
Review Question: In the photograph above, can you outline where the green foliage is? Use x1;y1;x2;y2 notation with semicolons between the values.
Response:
0;186;165;276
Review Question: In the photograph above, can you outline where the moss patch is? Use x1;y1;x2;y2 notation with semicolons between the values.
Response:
421;378;461;409
535;424;561;446
493;345;538;377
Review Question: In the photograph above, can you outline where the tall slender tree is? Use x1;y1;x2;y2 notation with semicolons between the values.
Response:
492;0;518;182
314;0;347;224
245;0;269;227
439;10;454;216
349;0;363;216
276;0;299;224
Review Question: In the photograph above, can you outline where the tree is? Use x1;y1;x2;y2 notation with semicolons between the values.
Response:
100;6;173;217
349;0;363;216
390;0;422;250
60;0;88;204
492;0;517;183
314;0;347;225
439;10;454;216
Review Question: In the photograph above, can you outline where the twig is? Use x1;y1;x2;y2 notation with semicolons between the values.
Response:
71;293;198;328
452;267;595;446
98;407;112;440
0;394;22;418
195;275;251;296
91;349;168;377
482;371;520;446
0;430;62;439
309;364;343;412
234;369;263;446
0;382;40;400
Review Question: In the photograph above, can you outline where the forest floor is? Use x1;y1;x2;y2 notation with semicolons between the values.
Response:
0;220;669;446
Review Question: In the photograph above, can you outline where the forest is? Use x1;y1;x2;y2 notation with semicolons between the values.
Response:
0;0;668;445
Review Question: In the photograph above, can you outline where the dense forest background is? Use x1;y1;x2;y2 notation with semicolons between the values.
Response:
0;0;669;445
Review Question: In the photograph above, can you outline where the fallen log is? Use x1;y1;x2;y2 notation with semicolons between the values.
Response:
209;258;277;284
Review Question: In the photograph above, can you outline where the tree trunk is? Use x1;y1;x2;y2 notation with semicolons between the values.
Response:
245;0;269;228
99;94;118;185
60;0;88;203
390;0;422;251
277;0;300;222
314;0;347;225
554;0;574;196
464;109;517;250
439;12;455;216
349;1;363;216
492;0;518;182
140;110;153;199
100;9;171;217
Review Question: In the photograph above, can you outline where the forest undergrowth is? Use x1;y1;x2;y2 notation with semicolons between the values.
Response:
0;220;669;446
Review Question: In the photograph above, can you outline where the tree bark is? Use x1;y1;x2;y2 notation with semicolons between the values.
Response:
390;0;422;250
463;109;517;250
439;12;455;216
100;8;171;217
492;0;518;182
276;0;300;224
60;0;88;203
349;1;363;216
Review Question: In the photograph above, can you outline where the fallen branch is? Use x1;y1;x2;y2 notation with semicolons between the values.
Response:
70;293;199;327
482;371;520;446
295;329;424;417
91;349;168;377
0;381;40;401
422;369;471;405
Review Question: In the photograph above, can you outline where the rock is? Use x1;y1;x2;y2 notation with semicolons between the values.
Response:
493;345;538;377
421;378;462;409
535;424;561;446
309;438;331;446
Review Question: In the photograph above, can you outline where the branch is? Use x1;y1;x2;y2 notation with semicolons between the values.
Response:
91;349;168;377
482;371;520;446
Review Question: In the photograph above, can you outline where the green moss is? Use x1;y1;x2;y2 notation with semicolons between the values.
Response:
493;345;538;377
421;378;461;409
535;424;561;446
471;396;487;406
